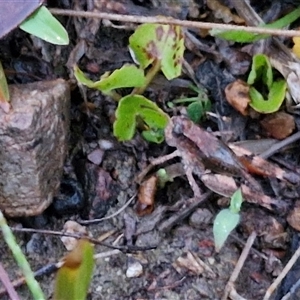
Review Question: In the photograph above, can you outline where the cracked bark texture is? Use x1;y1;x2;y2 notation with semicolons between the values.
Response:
0;79;70;217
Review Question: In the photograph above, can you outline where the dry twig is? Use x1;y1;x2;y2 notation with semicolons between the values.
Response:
222;231;257;300
49;8;300;38
264;244;300;300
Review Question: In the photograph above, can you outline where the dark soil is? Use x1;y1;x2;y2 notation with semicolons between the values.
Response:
1;1;300;299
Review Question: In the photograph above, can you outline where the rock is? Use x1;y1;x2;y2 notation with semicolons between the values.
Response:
126;257;143;278
61;220;88;251
0;79;70;216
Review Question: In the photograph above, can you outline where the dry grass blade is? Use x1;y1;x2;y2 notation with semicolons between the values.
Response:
0;262;20;300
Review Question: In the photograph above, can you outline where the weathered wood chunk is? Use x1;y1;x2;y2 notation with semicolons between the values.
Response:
0;79;70;217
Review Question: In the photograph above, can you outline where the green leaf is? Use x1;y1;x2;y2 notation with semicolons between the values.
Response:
171;86;211;123
210;29;268;43
54;239;94;300
249;80;287;113
187;99;211;123
129;23;185;80
73;65;98;87
247;54;273;89
142;128;165;143
247;54;287;113
74;64;145;94
113;95;169;141
229;188;243;214
210;7;300;43
0;62;10;113
19;6;69;45
156;168;171;188
213;208;240;252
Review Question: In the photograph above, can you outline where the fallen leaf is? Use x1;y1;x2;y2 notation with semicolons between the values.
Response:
225;79;250;115
136;175;157;216
260;111;295;139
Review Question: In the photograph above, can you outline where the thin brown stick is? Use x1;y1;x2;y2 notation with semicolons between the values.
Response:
79;194;136;225
49;8;300;38
158;191;212;232
222;231;257;300
11;227;157;252
0;262;20;300
136;149;181;183
259;131;300;159
264;244;300;300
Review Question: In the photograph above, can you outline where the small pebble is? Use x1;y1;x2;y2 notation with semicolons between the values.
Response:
87;148;104;165
61;220;88;251
126;258;143;278
98;139;114;150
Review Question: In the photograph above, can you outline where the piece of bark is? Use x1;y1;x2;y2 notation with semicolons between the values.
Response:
0;79;70;217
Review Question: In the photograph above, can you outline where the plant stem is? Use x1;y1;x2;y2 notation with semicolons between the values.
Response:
132;59;161;95
107;90;122;102
0;210;45;300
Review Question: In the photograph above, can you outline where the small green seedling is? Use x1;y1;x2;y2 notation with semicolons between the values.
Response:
213;188;243;252
169;85;211;123
247;54;286;113
75;23;185;143
20;6;69;45
54;239;94;300
210;7;300;43
113;95;169;142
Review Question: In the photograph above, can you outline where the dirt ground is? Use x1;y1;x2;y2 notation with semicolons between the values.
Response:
1;0;300;299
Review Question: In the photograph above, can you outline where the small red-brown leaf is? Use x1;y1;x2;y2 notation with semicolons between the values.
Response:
260;111;295;139
136;175;157;216
225;79;250;116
